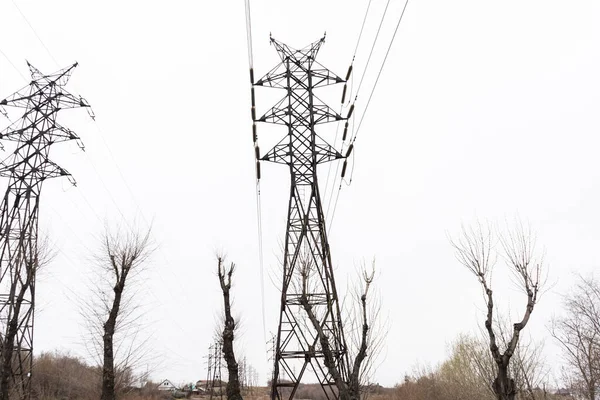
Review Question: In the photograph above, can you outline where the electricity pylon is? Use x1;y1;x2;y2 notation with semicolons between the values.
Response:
0;62;92;400
209;340;223;400
253;36;351;400
205;344;214;392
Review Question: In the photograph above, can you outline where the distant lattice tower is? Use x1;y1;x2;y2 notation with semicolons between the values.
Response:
253;36;352;400
205;343;214;392
209;340;223;400
0;62;92;400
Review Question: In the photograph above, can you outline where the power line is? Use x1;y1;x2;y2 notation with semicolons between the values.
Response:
323;103;349;217
245;0;267;348
324;0;389;221
91;122;151;227
324;71;356;223
328;145;357;233
323;51;357;218
255;182;267;346
325;115;354;229
352;0;411;145
328;0;412;231
10;0;59;66
0;50;27;121
0;49;27;81
352;0;374;60
354;0;393;100
244;0;254;68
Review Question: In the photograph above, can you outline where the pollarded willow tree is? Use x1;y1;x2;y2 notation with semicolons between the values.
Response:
216;256;243;400
82;227;154;400
450;221;546;400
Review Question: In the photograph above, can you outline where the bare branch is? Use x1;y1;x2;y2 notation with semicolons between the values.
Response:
450;220;546;400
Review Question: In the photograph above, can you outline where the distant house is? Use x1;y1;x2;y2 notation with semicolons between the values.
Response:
157;379;178;392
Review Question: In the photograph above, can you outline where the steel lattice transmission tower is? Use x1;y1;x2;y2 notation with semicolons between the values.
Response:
209;340;223;400
253;36;352;400
0;62;92;400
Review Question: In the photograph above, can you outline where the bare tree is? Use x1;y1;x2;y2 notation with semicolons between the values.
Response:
550;274;600;400
450;221;545;400
346;261;388;400
82;227;153;400
216;256;243;400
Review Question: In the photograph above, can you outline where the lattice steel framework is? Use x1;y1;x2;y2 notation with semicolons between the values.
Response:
205;343;214;392
209;340;223;400
0;62;91;400
253;36;350;400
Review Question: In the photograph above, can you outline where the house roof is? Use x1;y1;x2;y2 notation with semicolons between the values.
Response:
157;379;178;390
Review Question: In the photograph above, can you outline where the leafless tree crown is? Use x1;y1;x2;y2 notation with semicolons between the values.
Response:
450;220;546;400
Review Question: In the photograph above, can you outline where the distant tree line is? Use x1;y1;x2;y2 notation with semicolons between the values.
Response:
29;351;166;400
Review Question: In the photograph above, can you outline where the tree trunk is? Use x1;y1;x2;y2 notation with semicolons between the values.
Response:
101;283;123;400
218;259;243;400
300;296;349;400
0;316;18;400
101;331;115;400
222;327;242;400
347;289;371;400
0;282;28;400
492;365;516;400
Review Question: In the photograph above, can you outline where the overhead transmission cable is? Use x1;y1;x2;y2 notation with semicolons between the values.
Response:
328;0;412;231
11;0;58;66
326;0;389;223
0;49;27;81
245;0;268;352
0;50;26;120
353;0;374;59
323;77;353;210
351;0;411;145
245;0;254;68
323;0;372;216
354;0;393;99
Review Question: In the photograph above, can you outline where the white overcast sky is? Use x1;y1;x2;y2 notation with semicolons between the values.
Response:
1;0;600;388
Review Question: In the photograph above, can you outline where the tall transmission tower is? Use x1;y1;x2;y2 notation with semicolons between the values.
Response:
0;62;92;400
253;36;352;400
